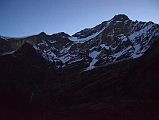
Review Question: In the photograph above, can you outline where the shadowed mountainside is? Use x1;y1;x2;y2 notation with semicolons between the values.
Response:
0;39;159;119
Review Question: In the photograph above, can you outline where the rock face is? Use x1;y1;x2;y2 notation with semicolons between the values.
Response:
1;14;159;119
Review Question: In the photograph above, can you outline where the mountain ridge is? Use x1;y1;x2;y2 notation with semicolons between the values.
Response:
0;14;159;71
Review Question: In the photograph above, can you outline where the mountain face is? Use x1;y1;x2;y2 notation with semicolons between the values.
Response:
1;14;159;119
1;14;159;71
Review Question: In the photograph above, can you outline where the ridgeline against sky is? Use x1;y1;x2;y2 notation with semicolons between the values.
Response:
0;0;159;37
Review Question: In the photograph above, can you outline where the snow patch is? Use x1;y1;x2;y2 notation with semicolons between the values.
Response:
67;59;83;64
129;24;154;41
100;44;110;49
85;50;101;70
119;35;128;42
1;51;15;55
0;35;30;40
113;46;132;59
69;27;106;43
89;51;101;59
59;54;71;63
60;45;71;54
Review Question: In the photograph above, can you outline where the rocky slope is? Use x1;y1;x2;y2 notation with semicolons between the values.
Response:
1;36;159;120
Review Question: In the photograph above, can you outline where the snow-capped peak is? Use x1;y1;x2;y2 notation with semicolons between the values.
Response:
1;15;159;71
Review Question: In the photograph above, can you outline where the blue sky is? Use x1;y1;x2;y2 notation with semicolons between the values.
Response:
0;0;159;37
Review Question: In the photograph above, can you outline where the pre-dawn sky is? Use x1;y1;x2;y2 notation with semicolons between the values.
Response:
0;0;159;37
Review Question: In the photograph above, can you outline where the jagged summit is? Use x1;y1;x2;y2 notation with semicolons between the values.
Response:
38;32;47;36
51;32;70;37
112;14;129;21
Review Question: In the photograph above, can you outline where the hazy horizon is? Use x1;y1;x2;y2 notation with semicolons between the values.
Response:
0;0;159;37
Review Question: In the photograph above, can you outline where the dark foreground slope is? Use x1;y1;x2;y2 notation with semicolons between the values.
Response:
0;43;56;112
1;40;159;119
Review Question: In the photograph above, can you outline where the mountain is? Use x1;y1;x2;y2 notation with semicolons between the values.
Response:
1;14;159;119
1;14;159;71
